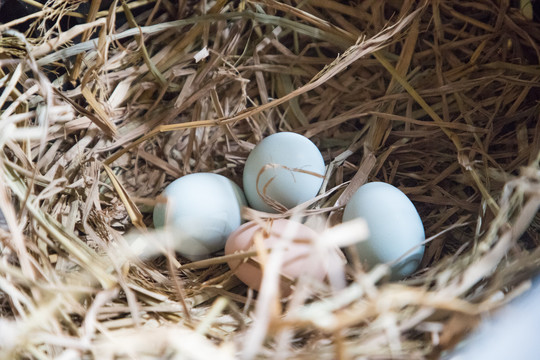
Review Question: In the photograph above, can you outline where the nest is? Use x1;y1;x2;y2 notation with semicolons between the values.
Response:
0;0;539;358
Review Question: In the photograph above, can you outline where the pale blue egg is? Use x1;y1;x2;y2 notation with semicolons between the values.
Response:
153;173;246;260
243;132;325;213
343;182;425;280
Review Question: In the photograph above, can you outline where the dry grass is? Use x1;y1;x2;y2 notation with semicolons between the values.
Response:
0;0;539;358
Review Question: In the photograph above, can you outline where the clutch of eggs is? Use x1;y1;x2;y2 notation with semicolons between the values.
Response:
342;182;425;280
243;132;325;213
225;219;343;294
149;133;425;284
153;173;247;260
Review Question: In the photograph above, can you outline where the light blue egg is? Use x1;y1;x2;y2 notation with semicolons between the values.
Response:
343;182;425;280
153;173;246;260
243;132;325;213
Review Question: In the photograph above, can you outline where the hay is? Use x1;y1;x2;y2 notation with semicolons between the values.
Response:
0;0;539;358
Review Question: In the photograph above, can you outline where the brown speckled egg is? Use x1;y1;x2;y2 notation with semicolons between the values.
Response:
225;219;338;294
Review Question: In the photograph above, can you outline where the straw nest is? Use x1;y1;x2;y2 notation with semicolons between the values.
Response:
0;0;539;358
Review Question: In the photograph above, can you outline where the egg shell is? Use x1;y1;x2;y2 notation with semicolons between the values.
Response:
243;132;325;213
153;173;247;260
342;182;425;280
225;219;336;294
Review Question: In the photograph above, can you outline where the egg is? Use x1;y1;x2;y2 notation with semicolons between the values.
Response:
225;219;340;294
243;132;325;213
342;182;425;280
153;173;247;260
